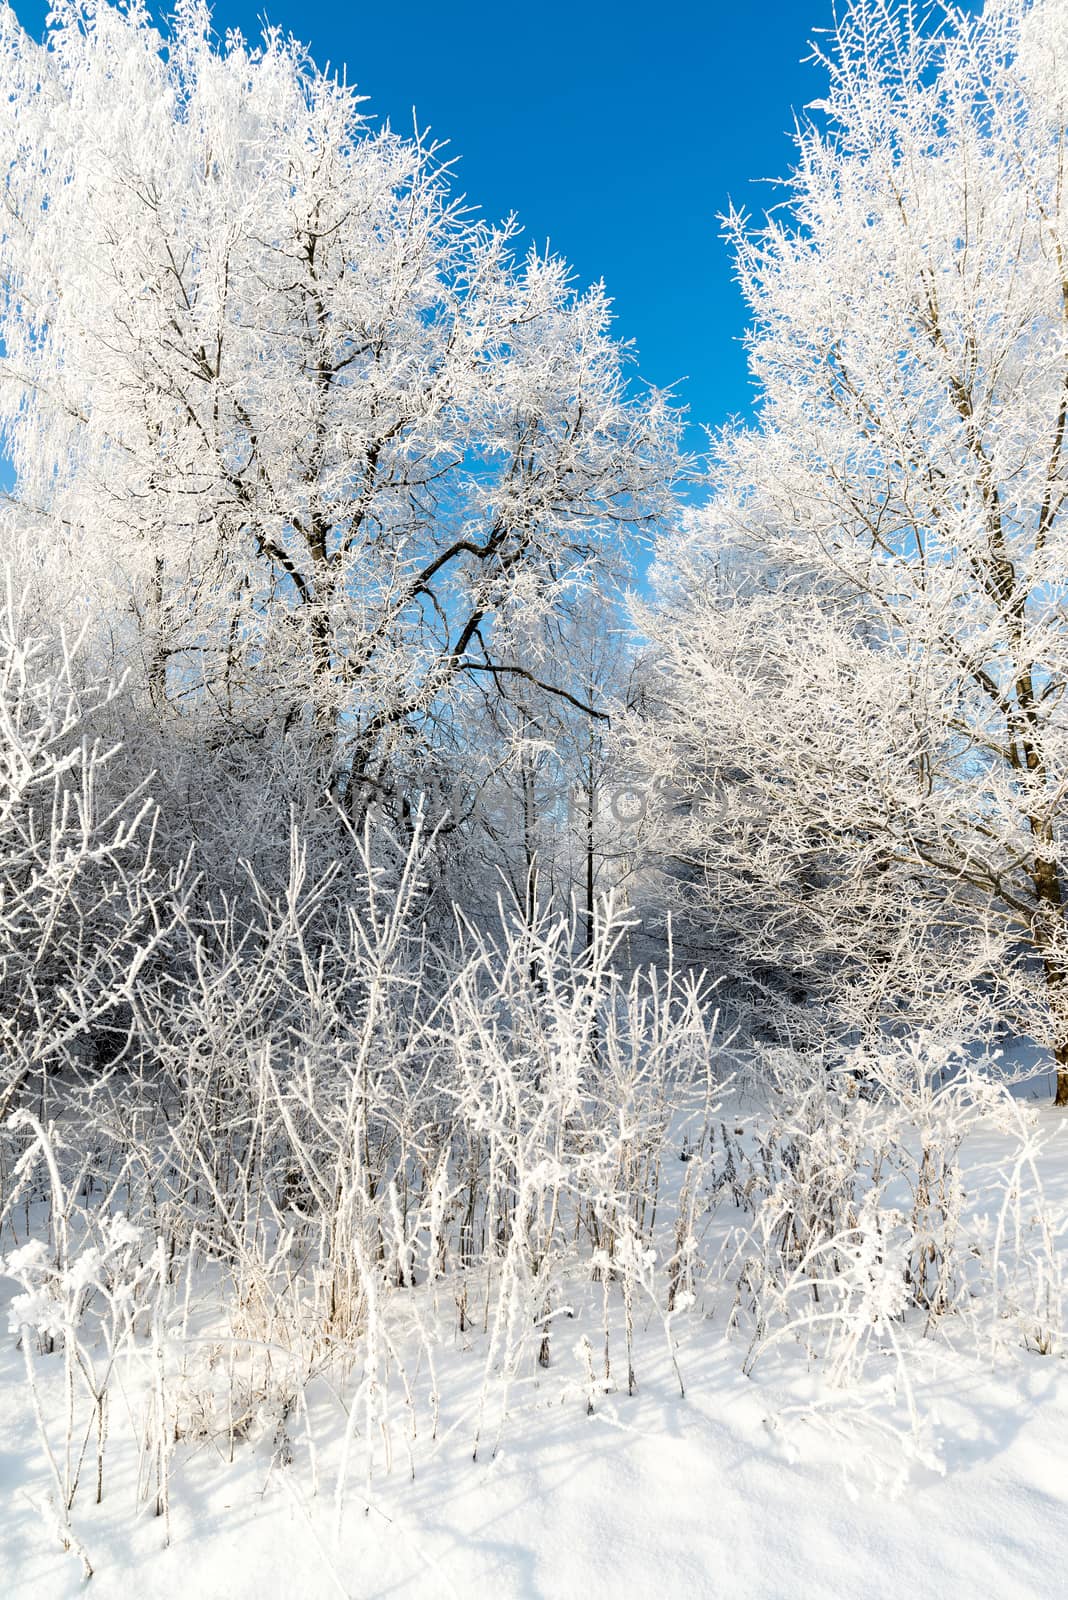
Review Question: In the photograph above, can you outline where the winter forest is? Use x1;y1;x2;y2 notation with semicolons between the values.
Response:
1;0;1068;1593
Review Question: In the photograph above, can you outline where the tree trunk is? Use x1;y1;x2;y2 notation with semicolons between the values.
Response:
147;553;167;709
1055;1042;1068;1107
584;765;596;959
1031;859;1068;1106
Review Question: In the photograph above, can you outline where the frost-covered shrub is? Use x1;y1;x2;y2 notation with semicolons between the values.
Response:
0;815;726;1572
0;583;180;1127
721;1039;1066;1394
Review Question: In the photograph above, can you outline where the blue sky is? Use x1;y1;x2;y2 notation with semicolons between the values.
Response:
250;0;837;440
13;0;852;444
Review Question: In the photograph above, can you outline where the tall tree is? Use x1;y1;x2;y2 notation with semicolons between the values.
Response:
0;0;681;850
639;0;1068;1094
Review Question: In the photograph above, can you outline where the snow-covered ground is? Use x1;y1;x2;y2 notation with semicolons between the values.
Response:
4;1092;1068;1600
6;1312;1068;1600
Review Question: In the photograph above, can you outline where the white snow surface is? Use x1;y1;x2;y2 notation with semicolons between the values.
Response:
3;1098;1068;1600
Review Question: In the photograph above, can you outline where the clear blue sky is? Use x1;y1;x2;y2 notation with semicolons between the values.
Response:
253;0;836;440
13;0;855;445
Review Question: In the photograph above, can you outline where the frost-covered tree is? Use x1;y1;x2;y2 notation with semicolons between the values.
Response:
0;0;681;851
634;561;1009;1050
638;0;1068;1094
0;578;176;1122
457;590;645;950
